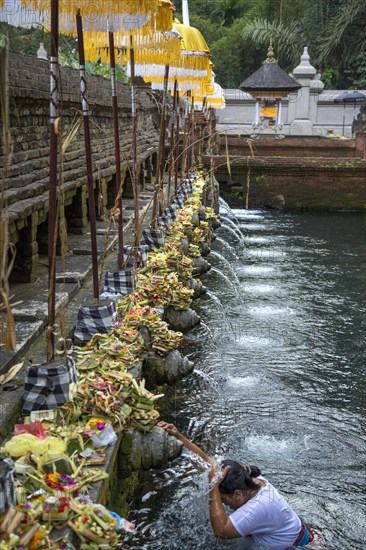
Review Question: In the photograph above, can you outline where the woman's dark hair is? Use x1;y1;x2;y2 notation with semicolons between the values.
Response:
219;459;262;495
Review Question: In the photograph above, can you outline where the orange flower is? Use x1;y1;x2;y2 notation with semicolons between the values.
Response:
29;530;43;550
45;473;59;483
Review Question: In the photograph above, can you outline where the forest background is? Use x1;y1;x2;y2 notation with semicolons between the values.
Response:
177;0;366;90
1;0;366;89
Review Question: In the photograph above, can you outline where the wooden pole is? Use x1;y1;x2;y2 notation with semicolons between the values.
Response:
158;64;170;214
47;0;59;361
190;94;195;168
109;31;124;268
130;36;140;248
174;83;180;192
152;64;169;221
184;93;191;175
76;10;99;300
167;78;177;202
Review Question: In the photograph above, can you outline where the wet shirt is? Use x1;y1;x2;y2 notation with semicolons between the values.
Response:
229;476;301;549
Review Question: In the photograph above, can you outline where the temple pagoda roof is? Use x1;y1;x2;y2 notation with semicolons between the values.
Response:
239;42;301;94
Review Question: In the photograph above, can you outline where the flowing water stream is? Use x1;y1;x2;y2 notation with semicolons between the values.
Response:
126;207;366;550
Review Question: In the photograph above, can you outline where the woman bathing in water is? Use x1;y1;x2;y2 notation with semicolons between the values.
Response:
158;421;314;549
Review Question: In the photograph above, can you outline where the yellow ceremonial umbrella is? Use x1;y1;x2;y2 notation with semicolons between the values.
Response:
193;73;226;111
22;0;160;19
144;19;211;91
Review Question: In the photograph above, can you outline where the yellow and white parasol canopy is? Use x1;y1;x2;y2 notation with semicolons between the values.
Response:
142;19;211;91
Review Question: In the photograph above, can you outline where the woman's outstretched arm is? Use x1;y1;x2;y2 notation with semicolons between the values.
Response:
158;421;217;466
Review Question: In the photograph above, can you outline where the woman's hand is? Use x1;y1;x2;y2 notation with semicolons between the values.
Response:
158;421;181;439
209;464;230;490
158;421;217;466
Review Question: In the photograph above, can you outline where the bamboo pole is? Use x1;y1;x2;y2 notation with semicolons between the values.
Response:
174;83;180;192
47;0;59;360
129;36;141;248
181;96;189;177
76;10;99;300
158;64;169;215
185;95;191;175
167;78;177;202
190;94;195;168
152;64;169;222
109;31;124;268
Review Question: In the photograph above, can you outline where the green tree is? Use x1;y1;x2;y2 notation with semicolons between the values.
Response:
240;0;366;88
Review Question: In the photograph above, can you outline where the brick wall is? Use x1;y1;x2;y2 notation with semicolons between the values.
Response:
220;136;360;159
208;154;366;211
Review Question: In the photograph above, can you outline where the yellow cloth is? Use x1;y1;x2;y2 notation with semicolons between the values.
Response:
173;19;210;54
22;0;160;18
260;107;277;118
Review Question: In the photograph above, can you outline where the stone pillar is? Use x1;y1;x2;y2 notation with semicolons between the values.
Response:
290;47;316;135
277;99;282;125
309;75;324;134
145;155;153;183
254;98;260;125
11;213;39;283
355;134;366;159
66;186;89;235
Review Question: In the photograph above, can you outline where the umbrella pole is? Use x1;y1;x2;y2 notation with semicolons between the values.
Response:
167;78;177;202
152;64;170;222
47;0;59;361
185;92;192;175
190;94;195;168
130;36;140;248
109;31;124;268
76;10;99;300
159;64;170;214
174;83;180;192
181;97;189;178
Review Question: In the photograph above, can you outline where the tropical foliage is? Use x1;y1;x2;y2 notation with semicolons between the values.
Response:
175;0;366;89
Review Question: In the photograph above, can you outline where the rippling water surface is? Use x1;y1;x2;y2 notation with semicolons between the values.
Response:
126;207;366;549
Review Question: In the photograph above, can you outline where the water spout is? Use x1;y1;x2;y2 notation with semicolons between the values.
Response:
220;222;244;242
219;196;235;216
209;251;242;289
194;368;219;391
204;290;233;331
210;267;243;302
215;236;239;260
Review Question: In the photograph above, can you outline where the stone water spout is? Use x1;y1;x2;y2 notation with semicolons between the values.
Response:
220;222;244;242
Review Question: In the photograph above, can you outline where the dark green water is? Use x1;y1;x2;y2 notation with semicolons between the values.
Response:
127;206;366;549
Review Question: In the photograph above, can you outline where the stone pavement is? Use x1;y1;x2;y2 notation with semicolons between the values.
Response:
0;188;156;439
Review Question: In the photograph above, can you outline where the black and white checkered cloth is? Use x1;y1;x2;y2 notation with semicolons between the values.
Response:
123;245;149;269
177;186;189;201
164;204;178;222
172;194;185;209
158;215;169;228
104;269;136;295
142;228;165;251
0;458;15;515
183;177;193;192
74;301;117;343
22;356;78;415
